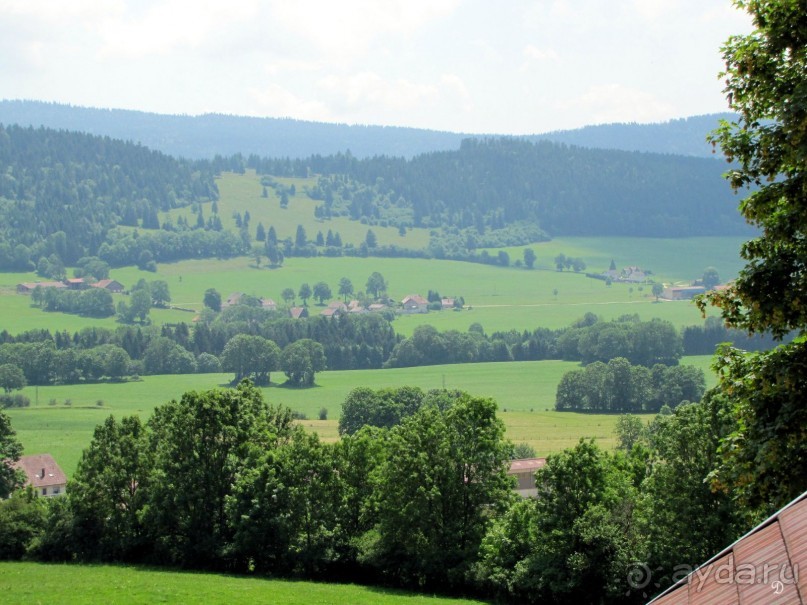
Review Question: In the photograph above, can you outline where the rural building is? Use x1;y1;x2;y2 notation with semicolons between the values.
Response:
65;278;88;290
648;489;807;604
662;285;706;300
441;297;455;310
223;292;243;307
260;298;277;311
600;266;650;283
289;306;309;319
92;279;124;293
368;303;387;312
508;457;546;498
401;294;429;314
12;454;67;497
16;281;67;294
320;307;342;319
322;301;348;318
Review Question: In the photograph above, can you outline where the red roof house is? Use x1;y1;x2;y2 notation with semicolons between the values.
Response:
508;457;546;498
12;454;67;497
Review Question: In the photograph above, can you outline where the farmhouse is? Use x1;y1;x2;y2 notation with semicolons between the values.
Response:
662;285;706;300
16;281;67;294
65;278;88;290
223;292;243;307
401;294;428;314
649;489;807;604
92;279;124;293
289;306;309;319
508;457;546;498
441;297;455;310
12;454;67;497
260;298;277;311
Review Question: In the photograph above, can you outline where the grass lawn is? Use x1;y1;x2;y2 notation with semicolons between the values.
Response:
0;562;489;605
6;356;716;478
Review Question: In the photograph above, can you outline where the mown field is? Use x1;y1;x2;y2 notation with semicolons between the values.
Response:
0;562;489;605
6;356;715;478
0;250;732;338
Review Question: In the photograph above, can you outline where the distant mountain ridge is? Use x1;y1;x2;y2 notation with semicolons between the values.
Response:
0;100;732;160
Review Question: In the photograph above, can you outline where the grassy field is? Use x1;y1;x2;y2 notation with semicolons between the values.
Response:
0;254;724;336
164;171;432;250
6;356;715;478
0;562;489;605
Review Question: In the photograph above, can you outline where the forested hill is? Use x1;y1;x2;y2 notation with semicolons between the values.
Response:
0;124;218;268
257;137;749;237
0;100;468;160
0;100;729;160
529;113;735;157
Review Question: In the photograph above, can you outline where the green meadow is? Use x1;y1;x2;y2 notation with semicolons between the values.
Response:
0;249;728;337
0;562;489;605
6;356;715;478
164;171;432;250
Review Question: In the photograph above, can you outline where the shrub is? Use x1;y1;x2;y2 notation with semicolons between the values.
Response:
318;407;328;420
0;393;30;408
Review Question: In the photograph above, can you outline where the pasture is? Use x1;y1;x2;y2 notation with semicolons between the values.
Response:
0;254;720;336
6;356;715;478
164;171;432;250
0;562;489;605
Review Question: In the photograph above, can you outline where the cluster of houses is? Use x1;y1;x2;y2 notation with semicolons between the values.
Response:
600;265;651;284
17;278;125;295
219;292;462;320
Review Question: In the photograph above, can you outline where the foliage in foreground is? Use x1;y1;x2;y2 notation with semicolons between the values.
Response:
0;381;756;604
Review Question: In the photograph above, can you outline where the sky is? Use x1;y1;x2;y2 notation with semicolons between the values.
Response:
0;0;753;135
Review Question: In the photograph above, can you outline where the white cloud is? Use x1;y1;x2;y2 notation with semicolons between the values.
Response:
565;83;677;125
98;0;260;58
269;0;461;61
247;83;332;121
315;71;472;122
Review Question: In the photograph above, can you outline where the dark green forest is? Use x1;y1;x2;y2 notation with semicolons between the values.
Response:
0;124;218;270
248;137;750;237
0;121;752;272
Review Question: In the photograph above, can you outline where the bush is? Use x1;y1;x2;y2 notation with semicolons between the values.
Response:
318;407;328;420
291;410;308;420
0;393;30;408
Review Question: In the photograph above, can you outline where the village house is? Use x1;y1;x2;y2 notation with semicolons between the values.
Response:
12;454;67;497
91;279;125;293
368;303;387;313
16;281;67;294
65;278;88;290
661;285;706;300
441;297;455;310
508;457;546;498
260;298;277;311
401;294;429;314
223;292;243;308
289;306;309;319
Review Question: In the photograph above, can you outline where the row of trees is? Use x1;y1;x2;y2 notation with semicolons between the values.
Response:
0;384;750;603
554;357;707;413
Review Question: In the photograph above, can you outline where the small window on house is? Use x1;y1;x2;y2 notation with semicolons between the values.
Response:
42;488;47;496
53;487;60;494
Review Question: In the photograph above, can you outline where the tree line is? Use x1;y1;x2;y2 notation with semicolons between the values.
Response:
0;312;779;391
0;382;753;604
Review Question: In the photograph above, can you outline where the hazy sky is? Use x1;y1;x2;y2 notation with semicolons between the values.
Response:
0;0;752;134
